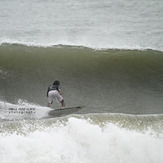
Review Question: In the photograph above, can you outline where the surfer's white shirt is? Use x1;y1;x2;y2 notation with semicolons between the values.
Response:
48;90;63;104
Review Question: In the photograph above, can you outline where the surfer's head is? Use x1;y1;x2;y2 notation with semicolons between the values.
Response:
53;80;60;86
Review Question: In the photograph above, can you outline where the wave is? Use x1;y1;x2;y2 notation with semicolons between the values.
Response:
0;44;163;115
0;114;163;163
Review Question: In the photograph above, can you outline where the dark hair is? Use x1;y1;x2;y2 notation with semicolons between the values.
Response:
53;80;60;85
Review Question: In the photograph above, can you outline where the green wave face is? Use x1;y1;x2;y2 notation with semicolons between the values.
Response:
0;44;163;114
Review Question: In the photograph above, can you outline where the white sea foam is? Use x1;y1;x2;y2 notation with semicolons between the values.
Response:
0;117;162;163
0;99;51;120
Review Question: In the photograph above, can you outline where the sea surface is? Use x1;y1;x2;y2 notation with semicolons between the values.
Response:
0;0;163;162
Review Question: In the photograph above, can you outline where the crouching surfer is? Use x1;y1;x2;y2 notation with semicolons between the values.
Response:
47;80;65;108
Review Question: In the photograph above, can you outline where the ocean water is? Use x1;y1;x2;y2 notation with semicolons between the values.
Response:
0;0;163;162
0;0;163;50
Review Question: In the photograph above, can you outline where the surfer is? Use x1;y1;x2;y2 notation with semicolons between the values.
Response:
47;80;65;108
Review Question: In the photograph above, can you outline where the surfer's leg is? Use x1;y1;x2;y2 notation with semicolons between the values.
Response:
47;100;54;107
60;99;65;108
47;92;54;107
55;91;65;107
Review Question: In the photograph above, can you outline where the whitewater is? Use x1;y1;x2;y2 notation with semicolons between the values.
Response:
0;113;163;163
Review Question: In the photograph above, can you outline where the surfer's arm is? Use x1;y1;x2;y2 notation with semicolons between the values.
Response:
47;86;50;97
58;88;62;95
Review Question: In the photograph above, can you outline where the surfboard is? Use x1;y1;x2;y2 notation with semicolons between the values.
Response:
48;106;84;117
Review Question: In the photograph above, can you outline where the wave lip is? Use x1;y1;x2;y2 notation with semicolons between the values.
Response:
0;39;163;52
